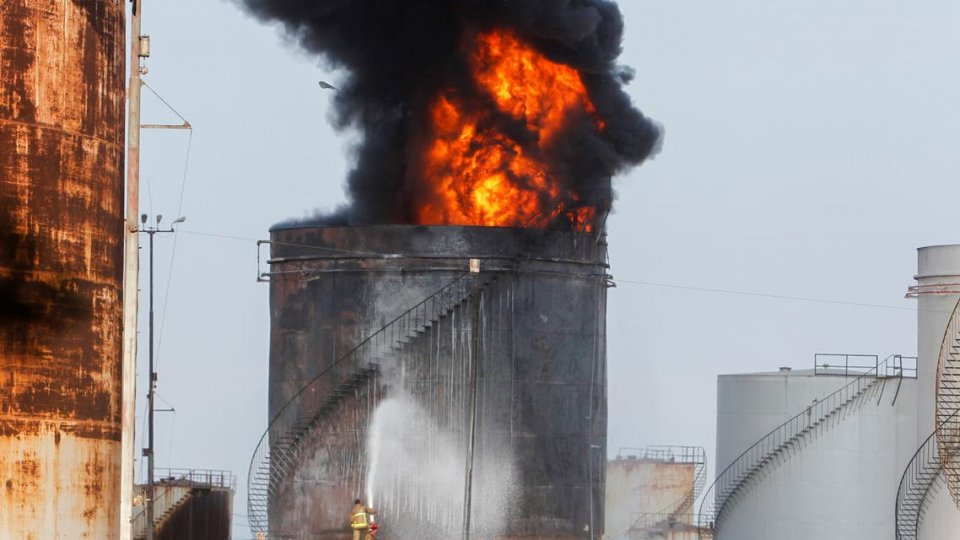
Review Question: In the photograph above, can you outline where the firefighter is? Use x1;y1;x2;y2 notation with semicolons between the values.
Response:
350;498;376;540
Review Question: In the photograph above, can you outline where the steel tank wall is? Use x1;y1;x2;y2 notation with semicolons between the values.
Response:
714;371;917;539
0;1;126;538
917;478;960;540
157;488;234;540
267;225;608;538
604;458;696;539
915;246;960;440
913;246;960;540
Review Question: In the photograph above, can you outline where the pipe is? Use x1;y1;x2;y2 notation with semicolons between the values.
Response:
120;1;144;538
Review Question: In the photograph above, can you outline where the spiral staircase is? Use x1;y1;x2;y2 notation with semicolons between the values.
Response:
935;298;960;506
246;273;495;536
894;409;960;540
894;297;960;539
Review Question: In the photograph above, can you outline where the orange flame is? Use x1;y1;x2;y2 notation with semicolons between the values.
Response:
416;29;600;230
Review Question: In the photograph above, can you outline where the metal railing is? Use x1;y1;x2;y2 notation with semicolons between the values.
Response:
620;447;706;533
895;408;960;540
152;468;236;489
813;353;878;376
906;282;960;298
698;357;901;536
246;272;494;535
936;298;960;509
814;353;917;378
132;468;235;539
616;445;705;464
887;355;919;378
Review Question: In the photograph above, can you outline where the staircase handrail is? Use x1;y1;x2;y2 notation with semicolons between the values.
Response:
663;448;708;527
935;297;960;507
895;407;960;540
686;454;708;513
698;356;897;532
623;448;706;533
132;468;219;538
246;271;493;534
152;468;236;489
267;271;479;431
617;445;705;464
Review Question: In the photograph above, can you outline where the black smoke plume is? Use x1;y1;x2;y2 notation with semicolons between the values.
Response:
239;0;662;227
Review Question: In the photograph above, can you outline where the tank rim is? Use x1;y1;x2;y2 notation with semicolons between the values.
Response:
269;223;591;234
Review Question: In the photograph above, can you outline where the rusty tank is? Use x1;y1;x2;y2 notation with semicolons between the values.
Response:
0;1;126;538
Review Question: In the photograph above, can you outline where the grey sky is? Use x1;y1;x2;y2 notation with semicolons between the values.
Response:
133;2;960;537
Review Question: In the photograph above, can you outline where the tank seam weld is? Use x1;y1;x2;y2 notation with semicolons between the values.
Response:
0;117;123;150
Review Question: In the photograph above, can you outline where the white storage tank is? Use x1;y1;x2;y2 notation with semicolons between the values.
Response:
899;245;960;539
913;245;960;438
712;361;917;539
707;245;960;539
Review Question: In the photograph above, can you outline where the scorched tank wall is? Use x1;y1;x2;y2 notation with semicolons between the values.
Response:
267;225;608;539
0;1;126;538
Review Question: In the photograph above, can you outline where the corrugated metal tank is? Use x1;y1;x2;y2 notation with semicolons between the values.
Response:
267;225;608;538
0;1;125;538
714;369;917;539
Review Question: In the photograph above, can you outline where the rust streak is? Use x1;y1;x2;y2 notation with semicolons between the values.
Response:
0;116;124;150
0;0;125;537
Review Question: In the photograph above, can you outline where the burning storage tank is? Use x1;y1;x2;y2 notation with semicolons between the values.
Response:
240;2;661;538
0;1;126;538
263;225;609;538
